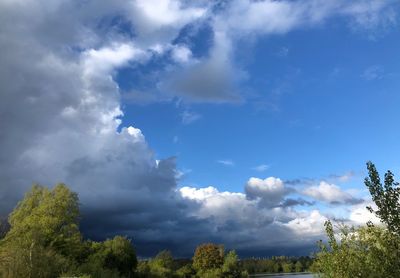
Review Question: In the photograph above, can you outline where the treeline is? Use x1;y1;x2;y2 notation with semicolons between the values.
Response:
240;256;313;274
136;244;248;277
312;162;400;278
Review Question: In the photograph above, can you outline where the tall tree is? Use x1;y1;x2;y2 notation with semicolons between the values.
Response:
365;161;400;234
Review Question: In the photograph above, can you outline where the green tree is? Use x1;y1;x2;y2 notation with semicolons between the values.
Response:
281;262;293;273
294;261;303;272
79;236;137;277
153;250;174;269
146;250;175;277
176;264;195;278
365;161;400;234
222;250;248;278
193;243;224;271
0;184;81;278
0;184;138;278
313;162;400;278
313;222;400;278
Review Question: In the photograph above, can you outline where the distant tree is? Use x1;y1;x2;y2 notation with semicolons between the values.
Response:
294;261;303;272
222;250;249;278
153;250;174;269
273;262;281;273
282;262;293;273
176;264;195;278
365;161;400;234
193;243;224;271
135;261;151;277
146;250;175;277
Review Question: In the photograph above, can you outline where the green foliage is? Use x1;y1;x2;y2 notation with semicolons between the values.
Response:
294;261;303;272
135;261;151;277
0;184;81;278
313;162;400;278
193;243;224;271
79;236;137;277
240;256;311;274
281;262;293;273
153;250;174;270
0;184;138;278
135;250;176;278
313;222;400;278
365;161;400;234
176;264;195;278
196;268;223;278
148;252;174;277
221;250;248;278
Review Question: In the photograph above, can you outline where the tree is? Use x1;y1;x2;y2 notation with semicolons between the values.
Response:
146;250;175;277
79;236;137;277
313;222;400;278
294;261;303;272
365;161;400;234
153;250;174;270
0;184;138;278
0;184;82;277
193;243;224;271
282;262;293;273
312;162;400;278
176;264;195;278
222;250;248;278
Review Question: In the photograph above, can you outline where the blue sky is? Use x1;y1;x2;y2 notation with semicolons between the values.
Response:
121;14;400;193
1;0;400;256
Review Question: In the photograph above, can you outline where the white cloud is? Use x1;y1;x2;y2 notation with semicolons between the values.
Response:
361;65;384;80
172;45;193;63
349;201;381;225
253;164;270;172
217;160;235;166
303;181;362;204
181;110;201;124
245;177;290;208
127;0;206;46
180;185;326;251
286;210;328;236
82;43;146;76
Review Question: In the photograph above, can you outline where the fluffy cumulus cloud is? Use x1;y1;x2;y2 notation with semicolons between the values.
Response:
245;177;289;207
179;185;326;255
0;0;395;257
303;181;363;205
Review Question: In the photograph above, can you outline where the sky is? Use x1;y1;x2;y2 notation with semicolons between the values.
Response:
1;0;400;257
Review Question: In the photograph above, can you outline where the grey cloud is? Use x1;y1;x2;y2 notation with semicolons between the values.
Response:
163;58;243;103
280;198;315;208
